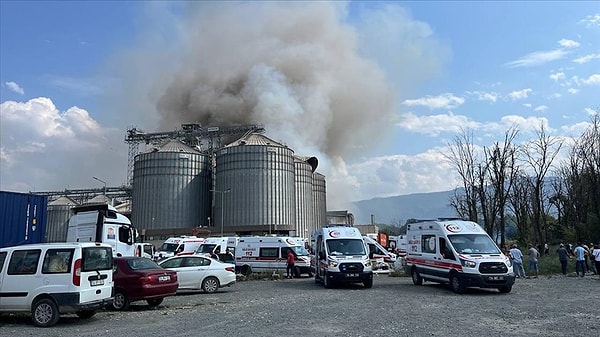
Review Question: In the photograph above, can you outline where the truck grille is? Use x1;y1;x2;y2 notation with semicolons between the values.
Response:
340;263;364;273
479;262;508;274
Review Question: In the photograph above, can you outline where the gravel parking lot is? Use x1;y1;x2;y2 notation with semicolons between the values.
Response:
1;274;598;337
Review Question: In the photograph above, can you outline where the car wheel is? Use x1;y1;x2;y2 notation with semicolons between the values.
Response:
112;291;130;311
76;310;96;319
323;273;333;289
411;268;423;286
450;273;466;294
293;266;301;278
147;298;164;307
31;298;60;327
240;265;252;276
363;278;373;289
202;277;220;293
498;286;512;293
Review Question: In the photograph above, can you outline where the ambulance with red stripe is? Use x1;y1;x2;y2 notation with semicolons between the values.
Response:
234;236;311;277
404;219;515;294
312;226;373;289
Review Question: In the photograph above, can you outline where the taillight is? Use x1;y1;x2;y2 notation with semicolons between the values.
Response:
225;266;235;273
384;257;392;262
73;259;81;286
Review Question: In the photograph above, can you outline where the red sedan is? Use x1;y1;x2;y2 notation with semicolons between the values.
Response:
111;256;178;310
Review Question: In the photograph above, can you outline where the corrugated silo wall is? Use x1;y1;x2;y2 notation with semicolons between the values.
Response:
313;172;327;229
132;151;211;233
45;205;72;242
216;144;295;231
295;158;314;239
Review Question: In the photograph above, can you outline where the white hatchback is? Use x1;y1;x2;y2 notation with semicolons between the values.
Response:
0;242;114;327
158;255;236;293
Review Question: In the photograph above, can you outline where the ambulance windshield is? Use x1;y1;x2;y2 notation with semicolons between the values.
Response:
290;246;309;256
448;234;501;255
326;239;367;256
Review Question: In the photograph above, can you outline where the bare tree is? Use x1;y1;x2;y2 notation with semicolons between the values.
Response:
520;123;562;245
443;129;479;222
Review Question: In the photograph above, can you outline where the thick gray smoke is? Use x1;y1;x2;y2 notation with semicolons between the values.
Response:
152;2;396;158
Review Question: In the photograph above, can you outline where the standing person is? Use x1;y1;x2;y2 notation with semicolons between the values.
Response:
590;243;597;275
527;244;540;278
573;242;586;277
510;244;526;279
557;244;570;276
544;243;549;256
286;249;295;279
592;243;600;279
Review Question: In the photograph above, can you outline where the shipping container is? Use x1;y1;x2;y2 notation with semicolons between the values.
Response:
0;190;48;248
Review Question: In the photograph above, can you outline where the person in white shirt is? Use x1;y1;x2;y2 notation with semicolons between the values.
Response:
592;242;600;279
509;244;526;279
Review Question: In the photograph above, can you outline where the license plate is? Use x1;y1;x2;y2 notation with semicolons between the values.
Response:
346;273;359;277
158;275;170;282
489;276;504;281
90;279;104;286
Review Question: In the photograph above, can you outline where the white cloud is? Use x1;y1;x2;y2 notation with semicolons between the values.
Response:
0;97;127;192
506;49;568;68
582;74;600;85
465;91;498;103
549;72;566;82
508;88;533;100
402;93;465;110
523;103;532;108
396;112;479;136
558;39;580;48
534;105;548;112
584;107;599;115
579;13;600;28
4;81;24;95
567;88;579;94
573;53;600;64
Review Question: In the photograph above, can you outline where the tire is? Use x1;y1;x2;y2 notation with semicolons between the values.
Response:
498;286;512;294
202;277;220;293
112;291;130;311
363;278;373;289
31;298;60;327
76;310;96;319
308;272;313;277
450;273;466;294
240;265;252;276
323;273;333;289
293;266;301;278
147;298;164;307
411;268;423;286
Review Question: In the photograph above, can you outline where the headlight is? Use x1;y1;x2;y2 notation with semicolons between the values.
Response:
505;257;512;267
364;260;371;267
328;261;338;268
460;259;476;268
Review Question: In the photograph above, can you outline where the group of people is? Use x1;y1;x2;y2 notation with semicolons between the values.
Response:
508;241;600;279
557;242;599;278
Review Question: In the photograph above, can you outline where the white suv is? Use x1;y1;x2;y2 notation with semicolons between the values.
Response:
0;242;114;327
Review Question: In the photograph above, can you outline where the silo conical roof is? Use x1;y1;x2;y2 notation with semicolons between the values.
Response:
226;133;288;148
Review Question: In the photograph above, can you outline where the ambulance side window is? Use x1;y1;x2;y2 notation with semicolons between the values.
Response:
421;235;436;254
439;238;455;260
260;247;278;258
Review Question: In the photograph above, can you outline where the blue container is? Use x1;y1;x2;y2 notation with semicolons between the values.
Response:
0;191;48;248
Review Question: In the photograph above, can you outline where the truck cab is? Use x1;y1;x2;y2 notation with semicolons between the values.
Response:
66;203;136;257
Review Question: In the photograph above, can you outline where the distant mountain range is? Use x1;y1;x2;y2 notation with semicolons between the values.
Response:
350;189;459;226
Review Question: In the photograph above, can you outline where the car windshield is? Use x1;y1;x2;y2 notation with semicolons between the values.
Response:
127;258;161;270
158;243;179;253
196;244;216;254
290;246;309;256
326;239;366;256
448;234;501;255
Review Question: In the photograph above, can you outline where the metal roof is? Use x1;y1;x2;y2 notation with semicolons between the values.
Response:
226;133;288;148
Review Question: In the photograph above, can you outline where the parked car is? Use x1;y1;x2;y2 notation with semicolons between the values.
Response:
158;255;236;293
111;257;178;310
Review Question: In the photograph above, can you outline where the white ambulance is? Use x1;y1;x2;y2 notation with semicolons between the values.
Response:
0;242;114;327
363;236;397;273
153;236;205;261
403;219;515;294
389;234;408;257
194;237;238;264
312;226;373;288
235;236;311;277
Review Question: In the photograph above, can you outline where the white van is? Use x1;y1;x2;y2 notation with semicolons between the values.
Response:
0;242;114;327
363;236;397;273
404;219;515;294
312;226;373;288
389;234;408;257
235;236;311;277
153;236;205;261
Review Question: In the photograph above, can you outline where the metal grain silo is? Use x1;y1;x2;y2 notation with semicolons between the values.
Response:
46;196;78;242
313;172;327;230
215;133;295;234
295;156;317;239
132;139;211;234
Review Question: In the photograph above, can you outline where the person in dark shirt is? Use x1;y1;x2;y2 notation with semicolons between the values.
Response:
557;244;570;276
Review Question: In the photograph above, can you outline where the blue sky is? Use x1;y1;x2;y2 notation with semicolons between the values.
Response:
1;1;598;209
